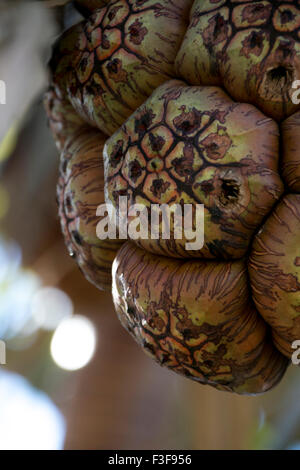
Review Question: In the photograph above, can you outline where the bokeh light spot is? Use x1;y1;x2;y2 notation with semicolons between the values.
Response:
50;315;97;371
31;287;73;331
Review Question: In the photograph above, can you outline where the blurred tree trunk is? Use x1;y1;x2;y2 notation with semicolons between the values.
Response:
0;0;57;143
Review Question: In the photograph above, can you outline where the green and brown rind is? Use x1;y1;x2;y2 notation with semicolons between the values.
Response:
104;80;283;259
249;195;300;357
113;242;288;394
57;129;123;290
176;0;300;121
45;0;300;394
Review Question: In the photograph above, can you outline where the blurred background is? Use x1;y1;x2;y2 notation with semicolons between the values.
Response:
0;0;300;450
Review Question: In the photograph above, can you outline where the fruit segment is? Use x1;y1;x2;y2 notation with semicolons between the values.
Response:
104;80;283;259
282;112;300;192
176;0;300;121
57;129;123;291
249;194;300;357
113;242;288;395
50;0;193;135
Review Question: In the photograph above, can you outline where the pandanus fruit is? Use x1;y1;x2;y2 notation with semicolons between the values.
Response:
45;0;300;394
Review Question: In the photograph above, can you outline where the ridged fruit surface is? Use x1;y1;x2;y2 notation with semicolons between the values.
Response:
45;0;300;394
282;111;300;192
249;194;300;357
113;242;288;394
104;80;283;259
49;0;193;135
44;84;88;152
57;128;123;290
176;0;300;121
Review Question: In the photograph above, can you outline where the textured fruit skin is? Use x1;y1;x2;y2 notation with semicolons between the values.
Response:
113;242;288;394
50;0;192;136
176;0;300;121
44;84;88;152
57;129;123;290
45;0;300;394
249;195;300;357
282;111;300;192
104;79;283;259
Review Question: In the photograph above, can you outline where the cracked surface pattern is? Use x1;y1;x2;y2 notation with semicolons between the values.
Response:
176;0;300;121
104;80;283;259
45;0;300;394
